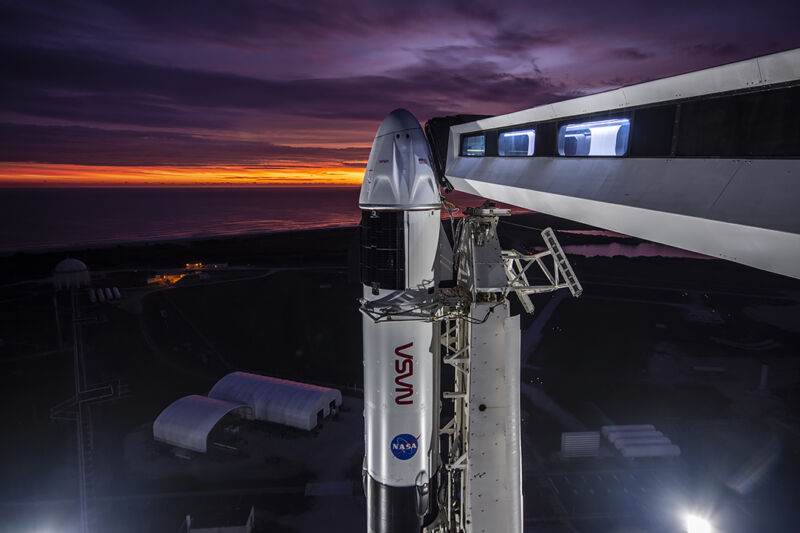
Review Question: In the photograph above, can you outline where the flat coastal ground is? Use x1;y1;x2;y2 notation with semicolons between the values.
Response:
1;212;799;532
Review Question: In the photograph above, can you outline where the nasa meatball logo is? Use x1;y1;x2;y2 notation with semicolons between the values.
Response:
390;434;419;460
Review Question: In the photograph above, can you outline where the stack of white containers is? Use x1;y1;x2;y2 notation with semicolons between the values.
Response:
601;424;681;458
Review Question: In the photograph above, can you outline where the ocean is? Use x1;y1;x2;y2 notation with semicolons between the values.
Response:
0;187;365;252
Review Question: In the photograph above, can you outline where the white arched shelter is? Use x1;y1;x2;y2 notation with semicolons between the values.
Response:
209;372;342;431
153;395;250;453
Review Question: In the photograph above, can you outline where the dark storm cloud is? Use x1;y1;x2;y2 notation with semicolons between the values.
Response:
0;1;102;44
98;0;515;45
391;43;572;111
0;0;493;49
0;44;379;125
4;85;228;130
0;123;369;166
388;55;568;112
483;30;566;53
683;43;743;59
1;0;800;169
611;48;651;61
0;0;327;46
95;0;374;46
0;43;567;127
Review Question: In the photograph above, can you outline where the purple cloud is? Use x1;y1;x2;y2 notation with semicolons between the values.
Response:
1;0;799;170
0;123;369;166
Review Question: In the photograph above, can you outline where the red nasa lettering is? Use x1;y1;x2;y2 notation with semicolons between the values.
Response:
394;342;413;405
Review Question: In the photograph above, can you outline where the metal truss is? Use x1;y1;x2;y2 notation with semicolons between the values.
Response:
428;209;582;533
502;227;583;314
432;313;471;533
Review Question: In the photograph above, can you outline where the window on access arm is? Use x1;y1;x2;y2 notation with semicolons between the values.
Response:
498;129;536;156
461;135;485;156
558;118;630;156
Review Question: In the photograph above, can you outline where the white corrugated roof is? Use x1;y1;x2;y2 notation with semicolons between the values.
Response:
153;395;249;453
208;372;342;430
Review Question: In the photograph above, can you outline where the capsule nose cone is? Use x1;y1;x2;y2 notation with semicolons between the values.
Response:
375;109;422;138
360;109;440;210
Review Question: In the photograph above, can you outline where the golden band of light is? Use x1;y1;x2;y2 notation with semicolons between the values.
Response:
0;163;366;186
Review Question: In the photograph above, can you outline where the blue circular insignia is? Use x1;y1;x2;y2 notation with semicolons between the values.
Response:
390;433;419;460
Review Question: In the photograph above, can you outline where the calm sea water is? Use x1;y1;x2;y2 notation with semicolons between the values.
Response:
0;187;365;251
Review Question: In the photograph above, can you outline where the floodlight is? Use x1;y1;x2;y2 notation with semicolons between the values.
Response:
685;514;712;533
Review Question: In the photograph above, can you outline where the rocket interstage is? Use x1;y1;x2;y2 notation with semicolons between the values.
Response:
359;109;441;533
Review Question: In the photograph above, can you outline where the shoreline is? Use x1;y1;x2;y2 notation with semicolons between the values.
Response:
0;221;362;256
0;209;611;258
0;224;360;282
3;210;796;291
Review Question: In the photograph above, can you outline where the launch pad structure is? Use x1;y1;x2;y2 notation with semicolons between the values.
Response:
360;198;582;533
358;46;799;533
431;206;582;533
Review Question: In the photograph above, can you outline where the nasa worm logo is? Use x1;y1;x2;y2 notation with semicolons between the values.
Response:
394;342;414;405
390;434;419;460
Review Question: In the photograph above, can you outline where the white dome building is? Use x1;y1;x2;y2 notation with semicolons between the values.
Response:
53;258;91;289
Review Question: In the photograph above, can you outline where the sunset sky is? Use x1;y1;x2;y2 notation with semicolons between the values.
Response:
2;0;799;186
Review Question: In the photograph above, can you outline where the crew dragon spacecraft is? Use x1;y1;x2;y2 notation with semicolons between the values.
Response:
358;109;582;533
359;110;442;532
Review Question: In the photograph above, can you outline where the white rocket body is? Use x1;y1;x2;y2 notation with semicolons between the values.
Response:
359;109;441;532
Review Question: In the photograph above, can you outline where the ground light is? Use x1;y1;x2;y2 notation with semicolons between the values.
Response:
685;514;712;533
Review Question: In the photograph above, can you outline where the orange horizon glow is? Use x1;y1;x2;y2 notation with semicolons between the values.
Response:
0;162;366;187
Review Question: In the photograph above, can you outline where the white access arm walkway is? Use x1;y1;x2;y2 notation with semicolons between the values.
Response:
444;49;800;279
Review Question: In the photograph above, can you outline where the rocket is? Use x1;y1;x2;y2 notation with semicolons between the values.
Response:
359;109;441;532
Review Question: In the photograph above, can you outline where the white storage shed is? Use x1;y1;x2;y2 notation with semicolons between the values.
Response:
209;372;342;431
153;395;251;453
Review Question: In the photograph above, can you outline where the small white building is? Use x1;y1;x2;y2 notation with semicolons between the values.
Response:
601;424;681;458
209;371;342;431
53;258;91;289
153;395;251;453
